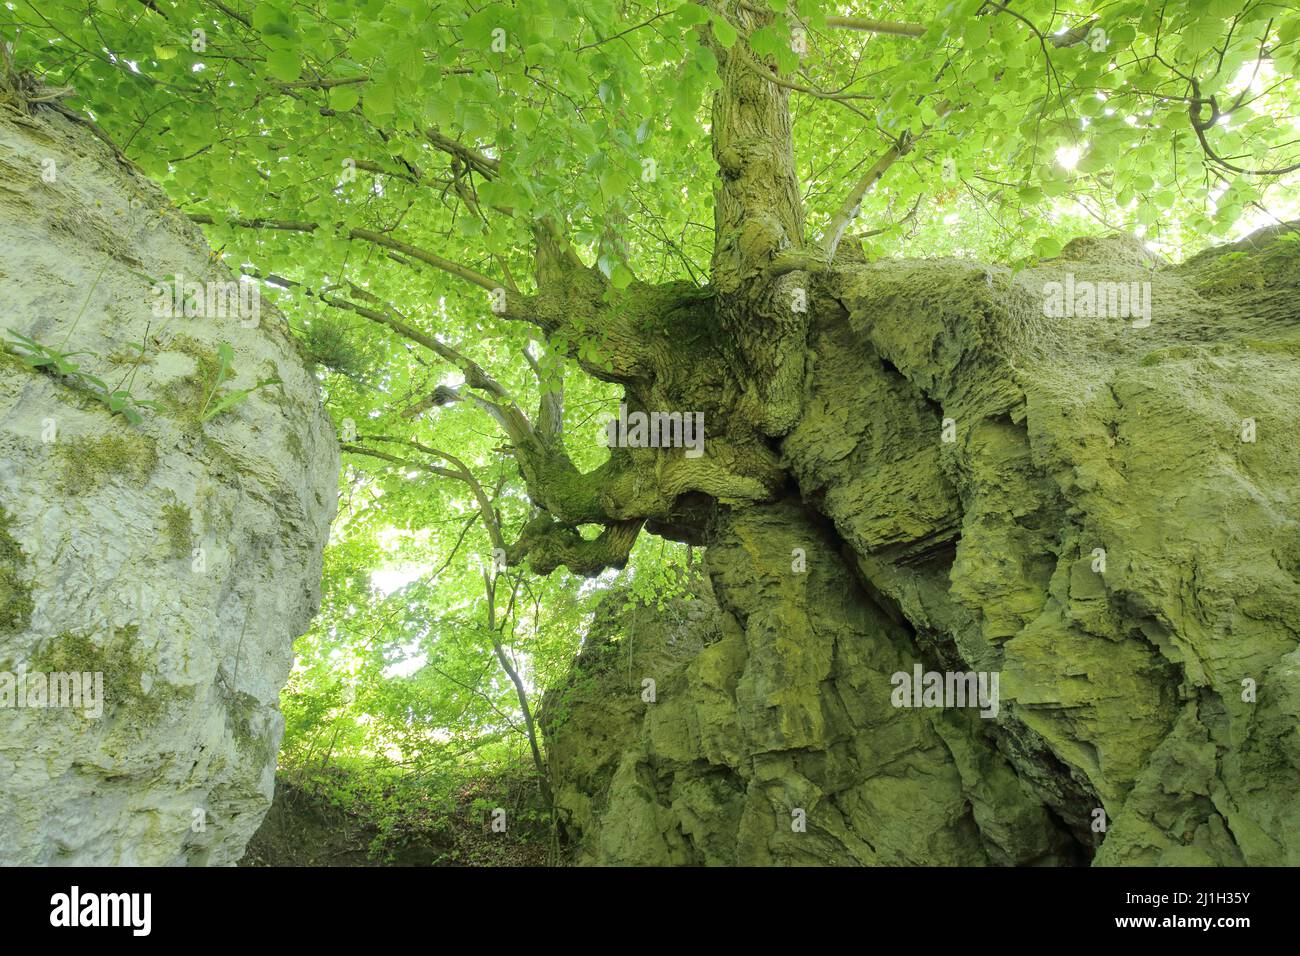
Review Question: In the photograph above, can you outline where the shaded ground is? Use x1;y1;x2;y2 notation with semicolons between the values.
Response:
242;766;551;867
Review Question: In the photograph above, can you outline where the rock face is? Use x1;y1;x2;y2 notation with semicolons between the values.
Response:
544;226;1300;865
543;524;1075;865
0;104;338;864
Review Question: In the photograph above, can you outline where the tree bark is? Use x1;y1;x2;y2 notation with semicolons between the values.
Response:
521;3;1300;864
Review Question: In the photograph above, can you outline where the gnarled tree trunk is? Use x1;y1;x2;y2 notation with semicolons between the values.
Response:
517;8;1300;865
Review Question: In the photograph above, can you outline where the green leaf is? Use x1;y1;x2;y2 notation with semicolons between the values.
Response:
749;26;784;60
673;4;710;26
364;77;396;118
610;264;635;290
252;3;289;32
1033;235;1064;259
711;14;738;49
329;83;362;111
267;49;301;83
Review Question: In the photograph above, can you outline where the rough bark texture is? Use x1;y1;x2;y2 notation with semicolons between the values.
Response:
542;225;1300;866
542;510;1076;865
523;5;1300;866
0;105;338;864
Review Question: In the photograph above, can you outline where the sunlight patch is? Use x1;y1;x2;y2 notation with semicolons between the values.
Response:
371;566;427;596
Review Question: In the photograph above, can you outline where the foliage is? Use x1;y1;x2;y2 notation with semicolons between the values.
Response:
6;0;1298;845
4;329;162;424
197;342;281;421
242;761;550;866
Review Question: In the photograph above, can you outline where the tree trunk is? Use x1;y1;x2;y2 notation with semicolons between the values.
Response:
488;0;1300;865
540;222;1300;865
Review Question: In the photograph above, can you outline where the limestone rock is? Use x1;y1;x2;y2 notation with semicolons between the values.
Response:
0;104;338;864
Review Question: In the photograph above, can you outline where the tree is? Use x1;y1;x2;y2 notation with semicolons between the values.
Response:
9;0;1296;573
7;0;1300;864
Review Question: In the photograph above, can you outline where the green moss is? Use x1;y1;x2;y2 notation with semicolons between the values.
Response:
161;501;192;558
28;625;163;720
57;433;158;496
226;688;275;765
1242;338;1300;355
29;630;109;675
1138;345;1214;367
0;507;33;636
158;335;224;429
0;347;32;377
160;336;285;428
1190;250;1271;297
284;428;307;466
630;282;718;346
104;347;154;367
1139;340;1300;366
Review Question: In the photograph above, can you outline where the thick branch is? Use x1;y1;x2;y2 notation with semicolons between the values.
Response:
822;135;911;261
426;127;499;178
824;16;925;37
507;515;644;577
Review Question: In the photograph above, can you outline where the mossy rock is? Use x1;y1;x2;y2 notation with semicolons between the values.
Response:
57;433;158;496
161;500;193;559
157;334;225;430
27;626;163;721
0;507;33;636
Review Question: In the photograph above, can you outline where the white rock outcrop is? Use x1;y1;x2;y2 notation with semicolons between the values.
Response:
0;103;338;864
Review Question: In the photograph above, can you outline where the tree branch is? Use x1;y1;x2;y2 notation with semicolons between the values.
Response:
823;17;925;38
193;213;523;304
